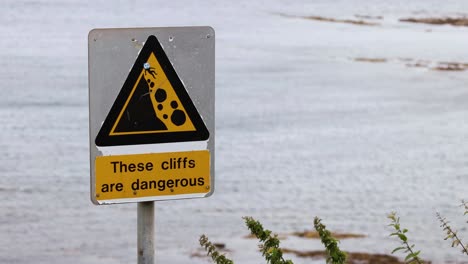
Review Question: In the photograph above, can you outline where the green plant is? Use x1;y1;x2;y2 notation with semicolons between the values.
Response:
463;200;468;222
199;234;234;264
200;216;350;264
313;217;347;264
436;201;468;255
387;212;424;264
243;216;293;264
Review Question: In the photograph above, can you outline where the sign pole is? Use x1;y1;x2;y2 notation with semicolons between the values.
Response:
138;201;155;264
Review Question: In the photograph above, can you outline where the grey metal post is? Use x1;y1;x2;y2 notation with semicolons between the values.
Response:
138;202;155;264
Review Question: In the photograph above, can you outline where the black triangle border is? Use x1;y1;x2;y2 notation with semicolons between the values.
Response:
95;35;210;147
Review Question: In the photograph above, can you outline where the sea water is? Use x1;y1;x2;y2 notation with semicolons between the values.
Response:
1;1;468;263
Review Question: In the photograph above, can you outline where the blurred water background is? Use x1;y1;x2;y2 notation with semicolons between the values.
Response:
1;1;468;263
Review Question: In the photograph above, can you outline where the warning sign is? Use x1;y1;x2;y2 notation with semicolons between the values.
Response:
95;35;209;147
89;27;214;205
95;150;210;202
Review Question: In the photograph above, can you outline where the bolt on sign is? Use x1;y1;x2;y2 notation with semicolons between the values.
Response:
88;27;215;205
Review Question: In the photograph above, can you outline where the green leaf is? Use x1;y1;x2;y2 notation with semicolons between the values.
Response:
398;234;408;242
391;247;406;254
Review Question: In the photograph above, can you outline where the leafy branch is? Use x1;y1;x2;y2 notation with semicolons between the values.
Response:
436;212;468;255
243;216;293;264
199;234;234;264
313;217;347;264
387;212;424;264
462;200;468;223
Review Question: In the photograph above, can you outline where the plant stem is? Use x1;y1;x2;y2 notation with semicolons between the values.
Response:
436;212;468;255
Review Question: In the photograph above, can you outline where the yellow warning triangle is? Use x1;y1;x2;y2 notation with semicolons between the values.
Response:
95;35;209;146
110;52;196;135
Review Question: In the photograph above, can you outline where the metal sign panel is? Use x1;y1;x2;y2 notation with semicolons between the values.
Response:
88;27;215;205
